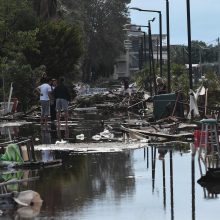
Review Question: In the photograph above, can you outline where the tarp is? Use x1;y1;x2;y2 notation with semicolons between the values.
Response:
0;144;24;163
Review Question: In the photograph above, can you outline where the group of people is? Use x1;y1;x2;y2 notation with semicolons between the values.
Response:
35;73;71;128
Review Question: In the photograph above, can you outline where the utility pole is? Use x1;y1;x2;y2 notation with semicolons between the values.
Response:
148;19;157;95
218;37;220;77
130;8;163;77
166;0;171;93
186;0;193;90
199;47;202;78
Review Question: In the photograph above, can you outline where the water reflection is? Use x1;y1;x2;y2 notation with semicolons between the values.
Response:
40;125;54;161
169;150;174;220
41;125;51;144
151;147;156;192
16;203;42;219
149;145;195;220
0;126;19;142
56;125;69;141
192;150;195;220
195;141;220;198
40;124;70;145
35;151;135;218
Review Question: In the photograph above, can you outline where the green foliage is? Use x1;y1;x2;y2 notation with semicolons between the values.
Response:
26;20;83;79
171;40;218;65
202;72;220;106
132;67;150;89
204;71;220;91
0;0;39;57
0;0;40;111
170;63;189;95
171;63;186;77
0;57;38;112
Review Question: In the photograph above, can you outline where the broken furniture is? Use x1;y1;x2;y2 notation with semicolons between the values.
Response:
0;139;62;169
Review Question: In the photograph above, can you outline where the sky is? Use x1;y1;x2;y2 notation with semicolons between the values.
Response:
129;0;220;45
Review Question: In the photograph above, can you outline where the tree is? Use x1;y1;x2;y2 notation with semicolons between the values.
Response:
0;0;39;58
0;0;40;111
171;41;218;65
58;0;131;82
83;0;130;81
31;0;57;19
26;20;83;79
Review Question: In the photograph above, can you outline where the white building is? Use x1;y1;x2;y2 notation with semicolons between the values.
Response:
114;25;167;80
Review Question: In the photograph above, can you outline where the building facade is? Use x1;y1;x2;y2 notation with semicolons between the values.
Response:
114;25;167;80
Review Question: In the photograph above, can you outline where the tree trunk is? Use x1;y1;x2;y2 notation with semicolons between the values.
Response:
32;0;57;19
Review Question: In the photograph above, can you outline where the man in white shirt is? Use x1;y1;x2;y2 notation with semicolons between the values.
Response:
35;77;52;126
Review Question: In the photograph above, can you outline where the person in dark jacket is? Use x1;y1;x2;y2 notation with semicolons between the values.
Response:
50;78;57;122
53;77;71;126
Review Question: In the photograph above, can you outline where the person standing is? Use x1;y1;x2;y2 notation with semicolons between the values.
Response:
35;77;52;126
156;77;167;95
50;78;57;122
53;77;71;127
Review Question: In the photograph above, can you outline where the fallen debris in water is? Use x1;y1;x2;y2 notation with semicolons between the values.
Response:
0;139;62;169
55;139;67;144
34;142;148;153
13;190;43;206
76;134;85;140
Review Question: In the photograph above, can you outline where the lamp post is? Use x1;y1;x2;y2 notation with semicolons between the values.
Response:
148;18;157;95
165;0;171;93
130;7;163;78
186;0;195;120
124;25;154;95
124;24;149;64
123;24;152;92
186;0;193;89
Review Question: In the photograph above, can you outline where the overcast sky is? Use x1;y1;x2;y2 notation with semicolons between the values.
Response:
129;0;220;45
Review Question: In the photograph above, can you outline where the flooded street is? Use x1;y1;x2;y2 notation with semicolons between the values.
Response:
4;147;220;220
0;112;220;220
33;149;220;220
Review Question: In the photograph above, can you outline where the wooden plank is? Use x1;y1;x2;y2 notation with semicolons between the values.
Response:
74;107;97;112
121;126;193;139
0;177;39;187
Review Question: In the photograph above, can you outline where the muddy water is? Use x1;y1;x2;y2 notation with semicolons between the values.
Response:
0;113;220;219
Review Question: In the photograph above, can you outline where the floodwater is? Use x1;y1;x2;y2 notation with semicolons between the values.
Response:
0;112;220;219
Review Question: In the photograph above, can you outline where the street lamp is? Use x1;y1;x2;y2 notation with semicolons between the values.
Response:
125;26;151;93
186;0;193;90
124;24;149;64
148;18;157;95
130;7;163;78
165;0;171;93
